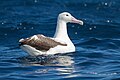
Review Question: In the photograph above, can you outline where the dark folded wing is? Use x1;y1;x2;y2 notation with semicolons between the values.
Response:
19;34;67;51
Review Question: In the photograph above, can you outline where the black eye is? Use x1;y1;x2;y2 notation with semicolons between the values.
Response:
66;14;69;16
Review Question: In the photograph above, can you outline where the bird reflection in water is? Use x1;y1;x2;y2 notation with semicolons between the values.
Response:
18;54;75;74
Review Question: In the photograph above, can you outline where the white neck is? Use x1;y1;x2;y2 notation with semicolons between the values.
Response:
54;19;69;40
54;19;75;52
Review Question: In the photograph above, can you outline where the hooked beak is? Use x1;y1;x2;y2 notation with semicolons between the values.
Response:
71;17;83;25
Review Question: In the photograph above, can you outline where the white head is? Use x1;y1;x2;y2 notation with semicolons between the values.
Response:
58;12;83;25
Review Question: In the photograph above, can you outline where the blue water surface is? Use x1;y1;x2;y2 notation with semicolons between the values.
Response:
0;0;120;80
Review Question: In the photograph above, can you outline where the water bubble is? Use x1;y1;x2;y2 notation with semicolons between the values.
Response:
34;0;37;3
89;28;92;30
23;27;26;29
94;26;96;28
112;72;117;75
4;33;7;36
1;22;4;24
107;20;110;23
31;27;34;29
20;23;22;26
84;4;87;7
105;3;108;6
75;32;78;34
16;27;19;30
2;21;6;24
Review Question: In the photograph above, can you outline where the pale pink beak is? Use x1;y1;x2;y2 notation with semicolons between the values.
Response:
71;17;83;25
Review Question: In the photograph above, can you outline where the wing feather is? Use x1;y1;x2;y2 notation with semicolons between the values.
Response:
19;34;67;51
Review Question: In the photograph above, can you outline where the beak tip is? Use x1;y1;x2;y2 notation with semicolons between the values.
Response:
79;21;84;25
71;17;84;25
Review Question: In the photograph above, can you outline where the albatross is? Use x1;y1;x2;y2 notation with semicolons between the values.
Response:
19;12;83;56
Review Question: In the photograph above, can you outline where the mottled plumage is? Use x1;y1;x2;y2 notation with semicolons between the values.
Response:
19;34;67;51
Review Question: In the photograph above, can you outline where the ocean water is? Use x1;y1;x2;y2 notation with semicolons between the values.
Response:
0;0;120;80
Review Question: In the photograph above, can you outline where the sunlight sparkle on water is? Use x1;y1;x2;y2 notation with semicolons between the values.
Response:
107;20;110;23
105;3;108;6
19;23;22;26
34;0;38;3
89;27;92;30
4;33;7;36
75;32;78;34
